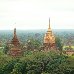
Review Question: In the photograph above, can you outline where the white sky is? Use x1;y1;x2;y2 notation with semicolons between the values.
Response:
0;0;74;30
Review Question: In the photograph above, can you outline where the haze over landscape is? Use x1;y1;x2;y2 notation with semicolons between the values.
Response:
0;0;74;30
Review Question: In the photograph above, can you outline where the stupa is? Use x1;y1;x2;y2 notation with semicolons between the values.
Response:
8;28;22;57
43;18;56;50
11;28;20;46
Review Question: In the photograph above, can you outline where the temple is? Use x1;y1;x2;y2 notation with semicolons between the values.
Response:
11;28;20;46
8;28;22;57
43;18;56;50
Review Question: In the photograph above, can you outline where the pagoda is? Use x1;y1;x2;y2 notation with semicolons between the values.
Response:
43;18;56;50
11;28;20;46
8;28;22;57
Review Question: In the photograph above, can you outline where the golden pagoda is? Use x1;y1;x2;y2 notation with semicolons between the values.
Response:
43;18;55;50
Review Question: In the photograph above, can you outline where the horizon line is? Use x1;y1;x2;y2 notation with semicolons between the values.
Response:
0;28;74;30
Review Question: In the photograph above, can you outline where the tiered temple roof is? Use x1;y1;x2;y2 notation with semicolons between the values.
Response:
43;18;55;50
11;28;20;46
8;28;22;57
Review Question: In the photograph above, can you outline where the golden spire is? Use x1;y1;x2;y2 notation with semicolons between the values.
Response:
49;18;50;29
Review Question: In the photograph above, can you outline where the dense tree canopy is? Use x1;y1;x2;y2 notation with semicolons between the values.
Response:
0;50;74;74
55;37;63;53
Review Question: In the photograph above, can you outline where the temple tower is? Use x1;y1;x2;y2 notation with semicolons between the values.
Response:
43;18;55;50
8;28;22;57
11;28;20;46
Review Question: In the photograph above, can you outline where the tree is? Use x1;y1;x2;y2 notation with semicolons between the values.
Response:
10;69;22;74
3;44;9;54
55;37;63;54
27;38;41;51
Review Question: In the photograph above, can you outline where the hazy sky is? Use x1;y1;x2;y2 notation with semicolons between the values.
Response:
0;0;74;30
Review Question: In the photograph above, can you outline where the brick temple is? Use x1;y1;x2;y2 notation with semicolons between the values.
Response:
11;28;20;46
8;28;22;57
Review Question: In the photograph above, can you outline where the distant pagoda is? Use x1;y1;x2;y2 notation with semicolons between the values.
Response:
8;28;22;57
43;18;56;50
11;28;20;46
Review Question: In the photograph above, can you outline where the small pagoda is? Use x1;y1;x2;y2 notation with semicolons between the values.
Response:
11;28;20;46
43;18;56;50
8;28;22;57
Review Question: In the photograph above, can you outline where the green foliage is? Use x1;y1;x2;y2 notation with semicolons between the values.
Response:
10;69;22;74
3;45;9;54
55;36;63;50
0;51;74;74
27;38;41;50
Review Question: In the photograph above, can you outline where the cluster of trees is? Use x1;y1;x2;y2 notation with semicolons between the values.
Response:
0;51;74;74
26;38;42;51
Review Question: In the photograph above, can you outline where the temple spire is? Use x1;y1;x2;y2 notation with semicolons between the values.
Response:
49;18;50;29
43;18;55;50
14;28;16;37
11;28;20;46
